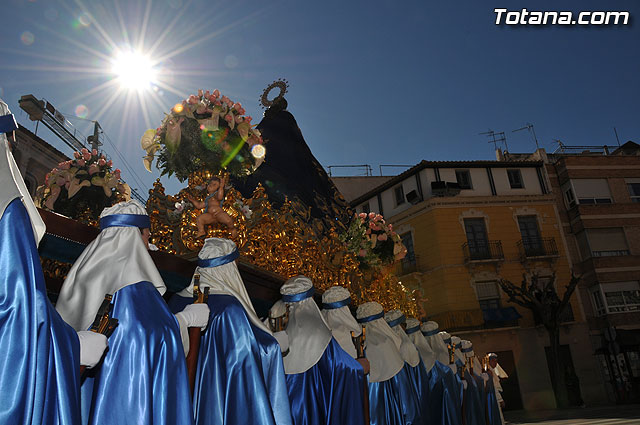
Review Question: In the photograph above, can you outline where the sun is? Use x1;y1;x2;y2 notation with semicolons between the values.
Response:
111;49;157;91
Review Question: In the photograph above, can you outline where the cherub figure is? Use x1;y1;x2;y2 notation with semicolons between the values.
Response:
187;175;237;238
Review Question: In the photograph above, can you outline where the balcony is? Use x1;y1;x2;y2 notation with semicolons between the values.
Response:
516;237;560;260
462;241;504;263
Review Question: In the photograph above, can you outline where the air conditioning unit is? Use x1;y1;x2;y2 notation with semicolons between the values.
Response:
406;190;422;205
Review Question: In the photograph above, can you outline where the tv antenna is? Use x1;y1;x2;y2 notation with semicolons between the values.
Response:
479;129;508;151
513;123;539;149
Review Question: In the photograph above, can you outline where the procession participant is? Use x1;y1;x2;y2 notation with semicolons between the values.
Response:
356;302;422;425
0;99;107;425
321;285;370;374
273;276;365;425
460;340;485;425
56;199;208;425
421;321;450;365
487;353;507;425
405;318;436;372
384;310;429;421
168;238;293;425
419;321;462;425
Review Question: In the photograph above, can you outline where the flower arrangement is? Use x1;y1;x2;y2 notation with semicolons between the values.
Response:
141;89;265;182
340;212;407;270
36;148;129;220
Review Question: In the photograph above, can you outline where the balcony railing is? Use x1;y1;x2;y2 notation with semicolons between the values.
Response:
517;237;559;259
399;254;419;275
462;241;504;262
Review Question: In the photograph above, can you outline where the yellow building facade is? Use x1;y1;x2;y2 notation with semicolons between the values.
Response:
345;160;608;411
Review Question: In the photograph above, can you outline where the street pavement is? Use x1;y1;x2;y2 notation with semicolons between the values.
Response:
504;404;640;424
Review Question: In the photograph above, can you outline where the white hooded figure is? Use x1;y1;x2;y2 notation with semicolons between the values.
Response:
356;302;422;425
274;276;366;425
168;238;293;425
55;200;208;425
461;340;485;379
488;352;508;425
422;320;450;365
405;318;436;372
0;98;107;425
321;285;361;358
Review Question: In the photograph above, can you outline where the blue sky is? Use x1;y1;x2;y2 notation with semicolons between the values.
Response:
1;0;638;197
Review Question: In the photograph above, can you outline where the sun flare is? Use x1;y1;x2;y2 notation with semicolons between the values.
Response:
111;49;157;91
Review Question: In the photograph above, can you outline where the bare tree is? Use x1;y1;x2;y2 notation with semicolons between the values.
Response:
497;273;580;408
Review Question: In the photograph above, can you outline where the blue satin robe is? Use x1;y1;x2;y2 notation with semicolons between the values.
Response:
405;362;429;424
169;294;293;425
81;281;193;425
0;199;81;425
428;361;462;425
485;375;502;425
464;371;484;425
369;365;422;425
285;338;366;425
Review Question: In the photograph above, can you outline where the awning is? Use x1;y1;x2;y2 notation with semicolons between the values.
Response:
483;306;522;322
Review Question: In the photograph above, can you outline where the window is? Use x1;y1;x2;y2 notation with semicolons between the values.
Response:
565;187;576;208
394;185;405;206
455;170;472;189
361;203;370;214
592;282;640;315
507;169;524;189
464;218;490;260
479;298;501;310
400;232;416;274
571;179;612;204
518;215;543;255
628;183;640;203
476;281;500;301
587;228;630;257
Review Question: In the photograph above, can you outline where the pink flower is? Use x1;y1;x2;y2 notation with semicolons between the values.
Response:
81;148;89;154
198;89;204;97
213;89;220;98
221;95;230;104
92;149;98;156
208;94;217;103
391;231;397;237
114;169;121;178
235;115;243;124
45;173;50;185
375;214;383;222
368;212;375;219
204;90;210;98
245;116;252;125
225;114;233;122
56;177;65;186
98;158;106;166
359;213;367;219
77;159;85;166
187;95;198;104
88;163;99;175
107;160;113;167
358;249;367;257
365;229;371;235
73;151;81;159
377;233;388;241
59;161;70;170
369;222;376;229
83;152;91;161
388;224;393;231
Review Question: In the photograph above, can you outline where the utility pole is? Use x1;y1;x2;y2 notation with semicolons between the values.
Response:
87;121;103;151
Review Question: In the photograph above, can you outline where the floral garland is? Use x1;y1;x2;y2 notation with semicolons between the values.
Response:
340;212;407;270
141;89;265;182
36;148;129;220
